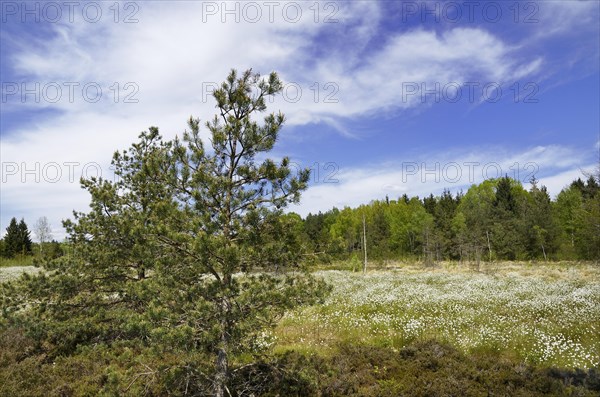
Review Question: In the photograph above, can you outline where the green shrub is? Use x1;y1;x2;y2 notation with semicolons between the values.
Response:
2;329;599;396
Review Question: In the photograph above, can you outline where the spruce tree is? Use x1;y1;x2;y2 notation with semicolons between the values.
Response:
491;177;526;260
434;189;460;259
17;218;32;255
2;218;20;258
494;176;517;215
2;218;31;257
525;184;559;260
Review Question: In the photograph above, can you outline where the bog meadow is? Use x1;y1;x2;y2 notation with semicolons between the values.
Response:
1;70;599;396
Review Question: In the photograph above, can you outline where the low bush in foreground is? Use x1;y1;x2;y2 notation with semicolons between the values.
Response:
1;329;598;396
267;341;600;397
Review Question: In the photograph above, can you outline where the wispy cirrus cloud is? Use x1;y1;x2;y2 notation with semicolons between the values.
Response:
293;144;596;216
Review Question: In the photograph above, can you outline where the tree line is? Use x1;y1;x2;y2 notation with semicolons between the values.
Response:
2;172;599;266
0;216;64;260
0;218;32;258
296;174;600;264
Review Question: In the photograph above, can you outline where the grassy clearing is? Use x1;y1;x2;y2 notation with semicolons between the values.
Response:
275;263;600;369
0;255;34;268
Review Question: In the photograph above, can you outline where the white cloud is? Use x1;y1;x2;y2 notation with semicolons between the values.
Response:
291;144;595;216
276;27;542;128
0;1;592;236
538;168;590;199
535;1;599;37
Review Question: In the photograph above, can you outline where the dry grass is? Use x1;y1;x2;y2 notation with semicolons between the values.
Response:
0;256;34;268
355;260;600;281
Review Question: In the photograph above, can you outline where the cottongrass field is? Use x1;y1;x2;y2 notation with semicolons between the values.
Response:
0;265;40;283
274;263;600;370
1;262;598;370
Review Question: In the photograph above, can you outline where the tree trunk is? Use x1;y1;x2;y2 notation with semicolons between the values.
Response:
486;231;492;262
214;297;231;397
362;214;367;274
541;244;547;261
137;265;145;280
214;345;228;397
571;232;574;247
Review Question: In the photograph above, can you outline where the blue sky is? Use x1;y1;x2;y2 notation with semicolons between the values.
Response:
1;0;599;239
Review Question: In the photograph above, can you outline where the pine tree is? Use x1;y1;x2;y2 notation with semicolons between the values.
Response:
166;70;329;395
584;176;600;199
580;193;600;260
1;69;329;396
366;201;391;259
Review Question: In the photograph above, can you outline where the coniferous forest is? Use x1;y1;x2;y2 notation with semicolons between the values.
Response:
2;173;599;265
297;174;600;265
